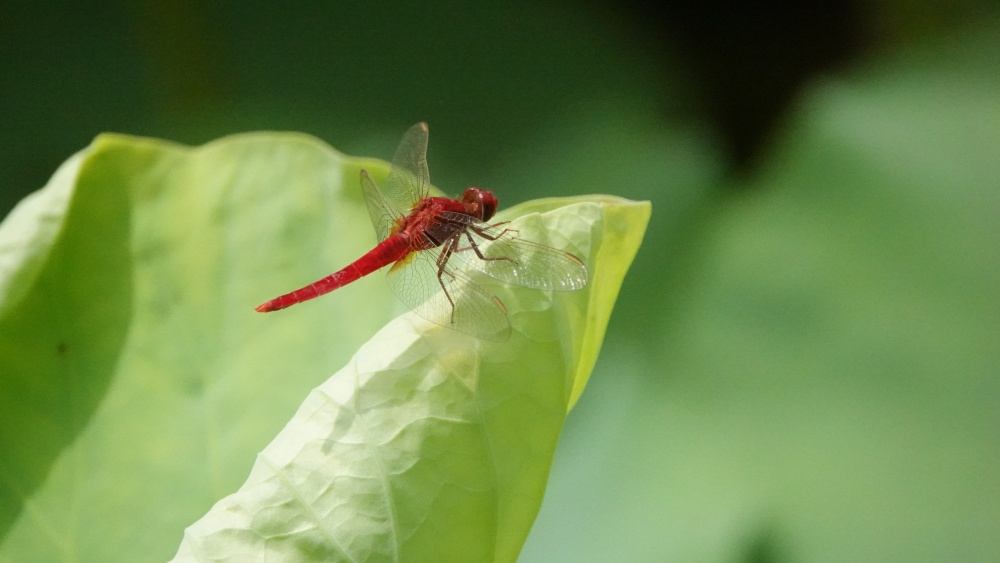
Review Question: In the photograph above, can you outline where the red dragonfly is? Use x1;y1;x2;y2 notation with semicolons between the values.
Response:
256;122;588;341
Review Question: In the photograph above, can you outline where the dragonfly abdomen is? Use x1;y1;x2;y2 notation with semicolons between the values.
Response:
255;235;413;312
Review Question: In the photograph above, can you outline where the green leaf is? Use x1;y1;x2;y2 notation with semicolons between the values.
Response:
0;132;649;562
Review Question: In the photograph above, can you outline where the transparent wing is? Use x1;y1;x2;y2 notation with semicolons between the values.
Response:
440;214;589;291
383;122;431;213
385;244;512;342
360;169;403;242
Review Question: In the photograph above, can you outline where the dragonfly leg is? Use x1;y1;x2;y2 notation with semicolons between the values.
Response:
435;237;459;322
462;230;517;265
472;222;515;242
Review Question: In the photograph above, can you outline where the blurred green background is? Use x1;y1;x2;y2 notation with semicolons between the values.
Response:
3;1;999;561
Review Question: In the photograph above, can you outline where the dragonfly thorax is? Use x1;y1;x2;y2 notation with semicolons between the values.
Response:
461;187;498;222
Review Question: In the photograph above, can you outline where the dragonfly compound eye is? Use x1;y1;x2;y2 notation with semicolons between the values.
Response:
463;187;498;221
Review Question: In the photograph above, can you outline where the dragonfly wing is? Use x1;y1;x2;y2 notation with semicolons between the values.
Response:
360;169;402;242
385;244;512;342
442;214;589;291
383;122;431;212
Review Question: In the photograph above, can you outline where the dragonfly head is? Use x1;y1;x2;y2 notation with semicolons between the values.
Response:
461;187;498;221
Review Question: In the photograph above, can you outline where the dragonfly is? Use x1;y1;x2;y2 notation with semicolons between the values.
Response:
255;122;589;341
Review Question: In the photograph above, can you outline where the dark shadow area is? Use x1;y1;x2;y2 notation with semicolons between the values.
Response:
742;525;789;563
600;0;868;174
0;149;134;537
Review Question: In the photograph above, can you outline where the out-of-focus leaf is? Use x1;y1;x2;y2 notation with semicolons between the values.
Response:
0;131;648;561
522;25;1000;563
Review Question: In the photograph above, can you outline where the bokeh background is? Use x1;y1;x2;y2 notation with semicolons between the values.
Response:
3;1;999;560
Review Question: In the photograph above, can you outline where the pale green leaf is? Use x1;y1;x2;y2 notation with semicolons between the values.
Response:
172;195;648;562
